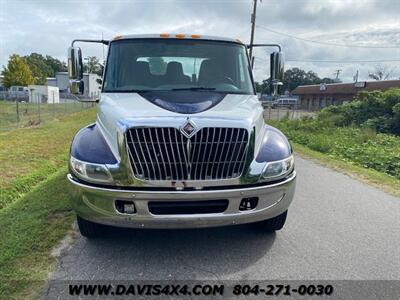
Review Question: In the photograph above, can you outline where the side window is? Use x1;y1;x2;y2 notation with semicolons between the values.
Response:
237;51;252;91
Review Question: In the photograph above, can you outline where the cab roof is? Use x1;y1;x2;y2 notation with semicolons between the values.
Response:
112;33;244;45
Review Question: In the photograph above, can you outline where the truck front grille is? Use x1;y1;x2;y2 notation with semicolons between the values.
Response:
126;127;249;181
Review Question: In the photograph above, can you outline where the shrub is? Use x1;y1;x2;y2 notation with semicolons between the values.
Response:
318;88;400;135
271;118;400;179
271;88;400;178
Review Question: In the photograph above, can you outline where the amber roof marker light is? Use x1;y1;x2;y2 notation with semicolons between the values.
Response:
190;34;201;39
175;34;185;39
160;33;170;38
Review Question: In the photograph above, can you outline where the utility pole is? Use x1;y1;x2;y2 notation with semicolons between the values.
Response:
333;69;342;82
353;70;359;82
249;0;259;60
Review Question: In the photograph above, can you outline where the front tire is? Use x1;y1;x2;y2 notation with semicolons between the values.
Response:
77;216;104;238
254;210;287;232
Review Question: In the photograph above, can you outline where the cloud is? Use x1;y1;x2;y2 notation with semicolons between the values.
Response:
1;0;399;82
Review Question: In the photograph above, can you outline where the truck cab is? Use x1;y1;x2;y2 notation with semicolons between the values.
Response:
67;34;296;238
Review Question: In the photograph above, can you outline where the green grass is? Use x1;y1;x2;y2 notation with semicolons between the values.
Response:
270;119;400;179
0;100;94;132
268;119;400;197
0;108;97;209
0;108;96;298
0;170;75;299
292;142;400;198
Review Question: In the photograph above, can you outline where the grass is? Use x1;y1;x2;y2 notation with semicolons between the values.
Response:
0;108;96;298
0;170;75;299
269;119;400;179
268;118;400;197
292;142;400;198
0;108;97;209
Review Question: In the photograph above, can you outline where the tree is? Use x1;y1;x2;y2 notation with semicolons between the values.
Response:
2;53;67;87
45;55;67;75
24;53;53;84
283;68;324;91
24;53;67;84
320;77;336;84
255;78;272;94
1;54;34;88
368;64;395;81
257;67;336;94
83;56;103;76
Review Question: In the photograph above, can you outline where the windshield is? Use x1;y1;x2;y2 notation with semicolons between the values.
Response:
103;39;254;94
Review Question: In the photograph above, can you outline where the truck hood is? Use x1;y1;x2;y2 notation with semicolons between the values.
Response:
97;92;265;160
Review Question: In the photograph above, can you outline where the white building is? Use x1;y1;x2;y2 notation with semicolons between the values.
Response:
28;85;60;103
0;75;4;91
47;72;101;98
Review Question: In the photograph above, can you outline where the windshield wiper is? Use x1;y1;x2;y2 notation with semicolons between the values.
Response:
170;87;216;91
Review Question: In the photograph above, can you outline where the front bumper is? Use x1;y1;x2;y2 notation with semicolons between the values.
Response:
67;171;296;229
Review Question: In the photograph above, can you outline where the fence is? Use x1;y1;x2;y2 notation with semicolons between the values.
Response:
262;102;316;121
0;96;95;132
1;96;313;131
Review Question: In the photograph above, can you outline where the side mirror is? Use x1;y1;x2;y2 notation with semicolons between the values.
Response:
68;47;84;94
270;51;284;96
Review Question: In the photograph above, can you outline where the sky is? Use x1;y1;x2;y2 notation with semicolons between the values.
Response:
1;0;399;83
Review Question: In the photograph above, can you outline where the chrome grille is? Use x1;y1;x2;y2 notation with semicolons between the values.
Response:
126;127;249;181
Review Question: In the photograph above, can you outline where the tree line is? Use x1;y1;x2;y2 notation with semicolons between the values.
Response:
256;65;398;94
255;67;337;94
1;53;102;88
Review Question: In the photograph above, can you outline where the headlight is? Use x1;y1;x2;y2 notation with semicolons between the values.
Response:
262;155;294;180
70;156;113;183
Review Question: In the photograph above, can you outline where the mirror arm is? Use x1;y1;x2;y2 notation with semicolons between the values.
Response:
71;39;109;47
246;43;282;52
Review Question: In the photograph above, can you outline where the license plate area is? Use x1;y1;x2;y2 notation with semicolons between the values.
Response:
148;200;229;215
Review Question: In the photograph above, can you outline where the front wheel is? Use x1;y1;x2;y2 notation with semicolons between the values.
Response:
77;216;104;238
254;210;288;232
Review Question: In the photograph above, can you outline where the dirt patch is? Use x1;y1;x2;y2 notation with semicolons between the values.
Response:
50;223;78;259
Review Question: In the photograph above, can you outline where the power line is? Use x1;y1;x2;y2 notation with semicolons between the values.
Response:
256;25;400;49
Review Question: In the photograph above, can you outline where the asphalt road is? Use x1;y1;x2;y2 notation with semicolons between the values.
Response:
44;156;400;297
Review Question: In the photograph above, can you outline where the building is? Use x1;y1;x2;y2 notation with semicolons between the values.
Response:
46;72;101;98
293;80;400;110
0;75;5;91
28;85;60;103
